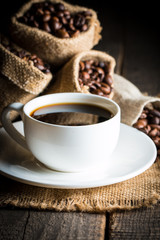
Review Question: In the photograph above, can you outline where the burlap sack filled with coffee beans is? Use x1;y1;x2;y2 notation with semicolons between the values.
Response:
47;50;116;99
0;35;52;126
113;74;160;126
10;0;102;66
113;74;160;159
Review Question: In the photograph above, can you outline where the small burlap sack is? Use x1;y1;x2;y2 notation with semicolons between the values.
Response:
10;0;102;66
113;74;160;126
0;35;52;95
47;50;116;98
0;74;159;212
0;35;52;126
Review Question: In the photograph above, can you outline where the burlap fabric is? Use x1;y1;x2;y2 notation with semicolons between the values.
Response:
0;74;35;126
0;35;52;126
47;50;116;98
0;74;160;212
10;0;102;66
0;34;52;95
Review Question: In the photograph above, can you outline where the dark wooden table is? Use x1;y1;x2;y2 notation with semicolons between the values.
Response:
0;1;160;239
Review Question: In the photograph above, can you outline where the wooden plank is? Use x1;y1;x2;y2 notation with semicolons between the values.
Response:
0;209;29;240
122;19;160;95
22;211;106;240
109;204;160;239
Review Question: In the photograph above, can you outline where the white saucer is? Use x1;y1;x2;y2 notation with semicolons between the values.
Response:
0;121;157;189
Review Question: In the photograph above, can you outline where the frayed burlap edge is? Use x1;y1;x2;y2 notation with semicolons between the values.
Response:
47;50;116;99
0;161;159;213
10;0;102;66
0;34;52;94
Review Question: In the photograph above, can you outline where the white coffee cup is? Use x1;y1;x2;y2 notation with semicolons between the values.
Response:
1;93;120;172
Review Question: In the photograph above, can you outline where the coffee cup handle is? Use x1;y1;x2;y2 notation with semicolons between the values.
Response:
1;103;28;149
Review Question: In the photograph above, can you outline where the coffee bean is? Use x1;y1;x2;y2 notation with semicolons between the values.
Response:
81;24;88;31
81;10;92;17
82;71;90;80
101;86;111;95
142;125;151;134
64;10;70;17
51;20;62;31
96;89;104;96
149;128;158;137
42;13;51;22
133;119;148;129
99;61;105;68
74;14;85;28
18;1;92;38
55;3;65;11
149;116;160;125
71;30;80;37
48;5;55;13
33;20;39;28
68;23;76;31
79;61;85;71
42;22;51;32
96;67;105;76
56;28;69;38
56;11;64;18
93;81;101;88
149;109;160;118
150;124;160;130
139;112;147;119
104;74;113;86
61;16;68;25
152;136;160;147
36;8;44;16
44;10;51;15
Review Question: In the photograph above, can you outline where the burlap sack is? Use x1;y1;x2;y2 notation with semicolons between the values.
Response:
9;0;102;66
47;50;116;98
0;35;52;95
0;35;52;126
113;74;160;126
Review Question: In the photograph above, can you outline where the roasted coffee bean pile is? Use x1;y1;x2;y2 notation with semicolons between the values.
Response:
18;1;92;38
133;107;160;160
2;42;50;74
78;60;113;98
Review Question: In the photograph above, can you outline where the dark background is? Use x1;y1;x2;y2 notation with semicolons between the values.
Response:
0;0;159;93
0;0;159;36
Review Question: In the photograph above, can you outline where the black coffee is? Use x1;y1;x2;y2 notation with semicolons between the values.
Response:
30;103;113;126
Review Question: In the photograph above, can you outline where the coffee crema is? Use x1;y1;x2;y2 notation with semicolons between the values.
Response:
30;103;113;126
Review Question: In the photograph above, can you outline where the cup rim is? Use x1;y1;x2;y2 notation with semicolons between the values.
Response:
23;92;120;128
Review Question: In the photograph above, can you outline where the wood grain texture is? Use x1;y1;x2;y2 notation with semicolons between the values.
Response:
122;20;160;95
22;211;106;240
109;203;160;239
0;209;29;240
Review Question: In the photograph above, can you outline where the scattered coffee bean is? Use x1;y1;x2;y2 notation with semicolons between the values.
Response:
1;39;50;74
78;60;113;98
18;1;92;38
133;106;160;160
